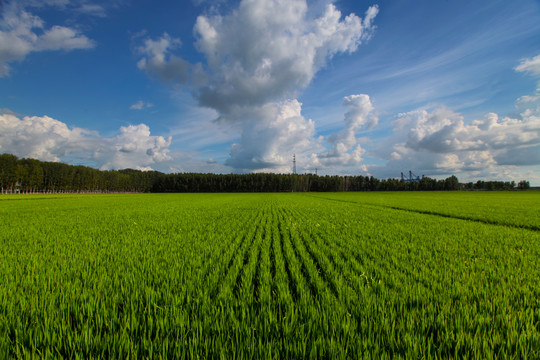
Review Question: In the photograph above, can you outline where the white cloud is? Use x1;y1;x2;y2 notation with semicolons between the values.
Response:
76;4;107;18
364;53;540;183
129;100;153;110
36;25;94;50
103;124;172;170
0;113;88;162
515;54;540;76
307;94;375;170
0;112;172;170
0;2;94;76
225;100;320;172
377;91;540;180
192;0;378;115
136;0;378;172
223;94;377;174
402;103;540;154
330;94;377;145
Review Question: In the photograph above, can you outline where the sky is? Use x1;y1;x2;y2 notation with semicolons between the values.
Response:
1;0;540;184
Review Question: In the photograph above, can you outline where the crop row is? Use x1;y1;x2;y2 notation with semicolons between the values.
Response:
308;191;540;230
0;193;539;358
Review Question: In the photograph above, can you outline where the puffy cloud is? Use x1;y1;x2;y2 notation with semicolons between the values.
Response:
102;124;172;169
0;113;88;162
329;94;377;146
309;144;366;169
192;0;378;115
225;100;320;172
515;89;540;120
136;0;378;172
36;25;93;50
370;53;540;182
136;33;190;84
307;94;375;170
400;104;540;154
0;2;94;76
380;90;540;179
0;112;172;170
225;94;377;174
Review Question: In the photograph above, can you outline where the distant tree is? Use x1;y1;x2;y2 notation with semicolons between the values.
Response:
0;153;18;193
517;180;530;190
15;164;28;192
443;175;459;190
25;159;44;193
0;154;17;194
0;152;530;194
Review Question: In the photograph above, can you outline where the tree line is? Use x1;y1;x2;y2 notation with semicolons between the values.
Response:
0;153;531;194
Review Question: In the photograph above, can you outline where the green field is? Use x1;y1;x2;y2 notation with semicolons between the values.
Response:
1;192;539;358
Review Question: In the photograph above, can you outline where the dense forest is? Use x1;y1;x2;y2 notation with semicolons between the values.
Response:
0;153;531;194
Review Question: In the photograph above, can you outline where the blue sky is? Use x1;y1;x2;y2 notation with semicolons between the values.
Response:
1;0;540;184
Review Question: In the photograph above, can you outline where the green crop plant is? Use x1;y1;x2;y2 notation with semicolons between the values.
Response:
0;192;539;358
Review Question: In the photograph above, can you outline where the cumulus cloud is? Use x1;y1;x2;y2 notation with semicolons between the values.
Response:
0;2;95;76
366;52;540;182
379;88;540;179
225;100;320;172
0;112;172;170
329;94;377;146
193;0;378;116
307;94;375;170
103;124;172;169
136;0;378;171
401;102;540;154
136;33;190;84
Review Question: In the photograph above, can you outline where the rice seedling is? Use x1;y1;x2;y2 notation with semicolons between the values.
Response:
0;192;538;358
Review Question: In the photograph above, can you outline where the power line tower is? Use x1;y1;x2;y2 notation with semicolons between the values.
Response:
293;154;297;174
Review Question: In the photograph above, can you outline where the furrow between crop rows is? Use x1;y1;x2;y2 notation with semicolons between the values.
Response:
272;204;297;305
2;193;540;359
276;206;313;305
278;206;342;307
214;207;265;301
254;205;274;305
233;208;267;302
206;208;262;300
383;205;540;232
285;207;363;301
281;206;342;301
308;194;540;232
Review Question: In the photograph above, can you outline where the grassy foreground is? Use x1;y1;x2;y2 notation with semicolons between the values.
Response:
1;192;539;358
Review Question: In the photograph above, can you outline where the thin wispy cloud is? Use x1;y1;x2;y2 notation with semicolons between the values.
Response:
515;54;540;76
130;100;153;110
